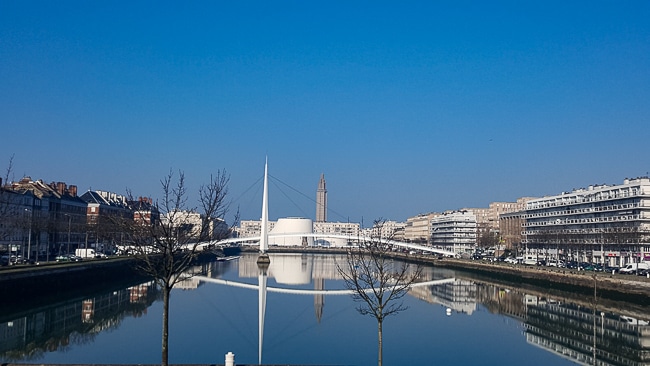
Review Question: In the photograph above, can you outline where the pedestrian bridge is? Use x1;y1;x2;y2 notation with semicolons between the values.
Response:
198;233;457;258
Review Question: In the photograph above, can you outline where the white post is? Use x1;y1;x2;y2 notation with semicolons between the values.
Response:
225;351;235;366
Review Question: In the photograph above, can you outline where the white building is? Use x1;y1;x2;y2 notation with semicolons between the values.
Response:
268;217;314;246
312;221;360;247
161;211;228;241
522;177;650;266
404;213;439;244
431;210;477;256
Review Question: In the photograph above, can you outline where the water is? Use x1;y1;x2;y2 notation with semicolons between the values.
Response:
1;252;649;365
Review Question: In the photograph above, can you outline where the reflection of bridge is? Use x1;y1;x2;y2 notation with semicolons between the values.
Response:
197;276;455;295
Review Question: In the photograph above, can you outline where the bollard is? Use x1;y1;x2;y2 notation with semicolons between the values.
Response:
612;270;615;275
225;351;235;366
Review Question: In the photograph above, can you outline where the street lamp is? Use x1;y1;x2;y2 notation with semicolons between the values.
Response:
24;208;33;262
555;219;561;261
64;214;72;256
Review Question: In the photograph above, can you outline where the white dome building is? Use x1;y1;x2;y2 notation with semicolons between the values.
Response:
268;217;314;247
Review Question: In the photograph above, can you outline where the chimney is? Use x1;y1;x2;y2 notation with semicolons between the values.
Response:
56;182;66;195
69;185;77;197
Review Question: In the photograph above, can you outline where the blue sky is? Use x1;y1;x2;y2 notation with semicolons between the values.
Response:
1;1;649;224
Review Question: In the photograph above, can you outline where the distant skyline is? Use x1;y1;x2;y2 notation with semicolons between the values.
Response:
1;1;649;223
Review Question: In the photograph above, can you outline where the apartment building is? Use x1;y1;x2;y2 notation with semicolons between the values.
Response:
313;221;360;237
404;213;439;244
2;177;86;259
522;177;650;266
430;210;477;255
497;197;537;252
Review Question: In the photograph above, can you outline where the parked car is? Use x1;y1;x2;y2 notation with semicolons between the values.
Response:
636;268;650;276
604;266;620;273
619;262;650;274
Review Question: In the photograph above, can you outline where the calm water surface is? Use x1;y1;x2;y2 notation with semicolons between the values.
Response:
1;253;649;365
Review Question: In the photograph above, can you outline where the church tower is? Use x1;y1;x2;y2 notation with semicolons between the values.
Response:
316;174;327;222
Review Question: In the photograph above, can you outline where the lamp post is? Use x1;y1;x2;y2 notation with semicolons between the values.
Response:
64;214;72;256
24;208;33;262
555;219;561;262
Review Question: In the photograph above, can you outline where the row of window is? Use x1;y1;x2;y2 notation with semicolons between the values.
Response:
524;202;641;218
527;188;642;209
525;215;640;227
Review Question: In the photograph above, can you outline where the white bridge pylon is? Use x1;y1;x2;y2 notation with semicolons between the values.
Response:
196;276;456;294
197;234;457;258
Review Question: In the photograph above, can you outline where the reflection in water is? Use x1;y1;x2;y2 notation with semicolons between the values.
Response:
0;281;159;361
2;254;650;365
205;253;650;366
0;260;227;362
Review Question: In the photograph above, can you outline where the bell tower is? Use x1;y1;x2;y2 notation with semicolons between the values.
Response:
316;174;327;223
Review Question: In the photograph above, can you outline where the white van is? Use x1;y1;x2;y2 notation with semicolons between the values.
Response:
523;255;537;266
619;262;649;274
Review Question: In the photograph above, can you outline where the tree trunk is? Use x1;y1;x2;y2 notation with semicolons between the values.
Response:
378;319;383;366
162;285;170;366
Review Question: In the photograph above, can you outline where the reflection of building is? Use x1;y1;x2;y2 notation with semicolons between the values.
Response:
238;253;342;283
524;299;650;366
408;267;477;315
176;261;226;290
238;253;343;324
0;281;158;359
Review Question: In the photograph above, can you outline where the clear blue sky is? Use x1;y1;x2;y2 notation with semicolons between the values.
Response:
1;1;649;224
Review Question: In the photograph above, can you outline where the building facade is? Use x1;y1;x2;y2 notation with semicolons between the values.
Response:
2;177;87;259
522;177;650;266
431;210;477;256
404;213;439;244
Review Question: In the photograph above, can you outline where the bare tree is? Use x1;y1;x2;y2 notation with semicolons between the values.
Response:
119;169;233;366
0;155;16;248
336;219;422;366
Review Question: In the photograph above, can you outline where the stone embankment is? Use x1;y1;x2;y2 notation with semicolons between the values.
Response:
397;252;650;302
